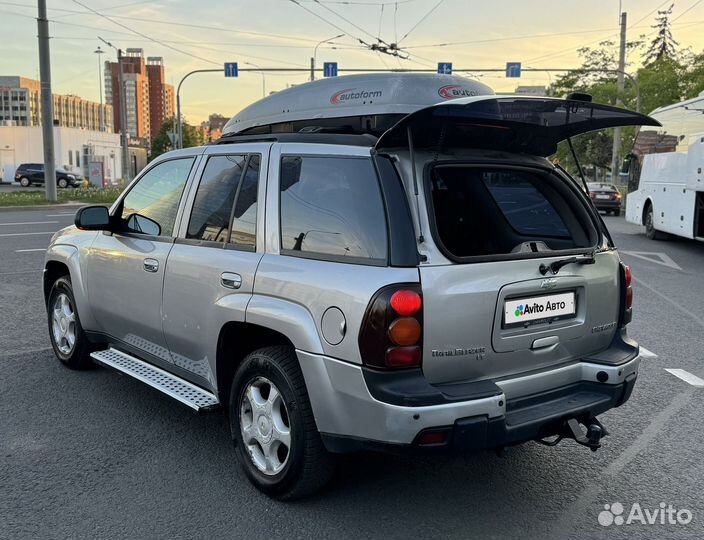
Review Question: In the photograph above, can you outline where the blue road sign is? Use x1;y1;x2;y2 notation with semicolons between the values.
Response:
224;62;239;77
506;62;522;78
437;62;453;75
323;62;338;77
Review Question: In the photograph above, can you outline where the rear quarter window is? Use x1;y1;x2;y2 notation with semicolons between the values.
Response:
279;155;388;264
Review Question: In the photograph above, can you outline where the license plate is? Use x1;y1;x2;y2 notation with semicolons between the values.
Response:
504;291;576;327
595;194;610;199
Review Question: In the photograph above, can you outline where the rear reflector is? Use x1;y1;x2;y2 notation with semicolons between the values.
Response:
385;346;421;368
625;285;633;310
416;430;448;446
390;290;422;317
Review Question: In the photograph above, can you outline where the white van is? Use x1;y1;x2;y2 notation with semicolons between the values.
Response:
625;92;704;240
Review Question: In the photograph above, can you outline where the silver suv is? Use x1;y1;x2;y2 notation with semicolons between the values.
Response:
44;87;658;499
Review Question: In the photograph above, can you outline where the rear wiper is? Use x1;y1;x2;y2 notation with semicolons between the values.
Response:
539;253;595;275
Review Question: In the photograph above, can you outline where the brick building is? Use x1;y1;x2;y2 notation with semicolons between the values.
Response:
104;49;175;148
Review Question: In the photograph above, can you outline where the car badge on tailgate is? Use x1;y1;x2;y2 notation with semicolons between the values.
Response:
540;278;558;289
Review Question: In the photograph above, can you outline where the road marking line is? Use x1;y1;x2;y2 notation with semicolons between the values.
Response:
0;270;43;276
664;368;704;387
15;248;46;252
621;250;682;271
632;276;704;329
548;390;693;539
640;347;658;358
0;220;59;226
45;214;75;217
0;231;55;237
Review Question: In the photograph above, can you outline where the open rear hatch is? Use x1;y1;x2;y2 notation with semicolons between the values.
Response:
375;95;660;156
376;97;658;387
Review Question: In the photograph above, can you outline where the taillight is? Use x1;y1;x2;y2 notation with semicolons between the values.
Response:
359;284;423;369
620;263;633;325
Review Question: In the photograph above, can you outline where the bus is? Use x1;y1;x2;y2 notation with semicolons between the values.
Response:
625;91;704;240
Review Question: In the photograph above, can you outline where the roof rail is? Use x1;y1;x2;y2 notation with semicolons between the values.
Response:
210;132;378;147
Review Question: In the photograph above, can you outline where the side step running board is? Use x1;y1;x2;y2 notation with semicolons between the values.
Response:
91;348;219;412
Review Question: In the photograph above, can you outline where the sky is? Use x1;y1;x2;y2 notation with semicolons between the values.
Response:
1;0;703;125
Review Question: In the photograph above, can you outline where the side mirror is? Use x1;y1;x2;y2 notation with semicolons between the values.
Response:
75;205;110;230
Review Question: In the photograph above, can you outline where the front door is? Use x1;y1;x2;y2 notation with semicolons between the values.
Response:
86;156;197;364
162;145;268;388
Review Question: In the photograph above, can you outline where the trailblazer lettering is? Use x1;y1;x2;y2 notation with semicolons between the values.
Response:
330;88;383;105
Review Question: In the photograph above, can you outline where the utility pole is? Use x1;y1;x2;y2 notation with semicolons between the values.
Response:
37;0;57;202
94;46;105;131
611;11;627;185
117;49;130;182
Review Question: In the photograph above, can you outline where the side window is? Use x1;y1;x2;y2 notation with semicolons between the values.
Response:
229;155;259;249
187;155;246;242
120;157;194;237
279;156;388;263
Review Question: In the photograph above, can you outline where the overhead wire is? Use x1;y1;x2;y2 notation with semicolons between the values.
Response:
71;0;220;65
397;0;444;43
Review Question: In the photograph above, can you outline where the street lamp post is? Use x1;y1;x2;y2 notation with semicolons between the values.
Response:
245;62;266;98
311;34;344;81
99;37;130;182
94;46;105;131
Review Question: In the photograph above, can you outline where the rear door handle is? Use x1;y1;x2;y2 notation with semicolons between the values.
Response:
221;272;242;290
143;258;159;273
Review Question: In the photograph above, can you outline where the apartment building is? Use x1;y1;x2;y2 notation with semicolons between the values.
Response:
0;76;111;131
104;49;175;147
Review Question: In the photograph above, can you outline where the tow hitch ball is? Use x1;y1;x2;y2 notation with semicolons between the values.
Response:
537;417;608;452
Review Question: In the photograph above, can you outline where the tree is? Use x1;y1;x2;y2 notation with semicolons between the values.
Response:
644;4;679;65
150;117;203;161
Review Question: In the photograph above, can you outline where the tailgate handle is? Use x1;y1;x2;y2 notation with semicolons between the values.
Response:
532;336;559;350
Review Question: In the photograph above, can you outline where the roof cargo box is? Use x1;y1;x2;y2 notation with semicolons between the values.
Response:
223;73;494;136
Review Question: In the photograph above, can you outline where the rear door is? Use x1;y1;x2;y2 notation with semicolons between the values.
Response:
161;144;267;388
418;164;622;385
374;97;656;385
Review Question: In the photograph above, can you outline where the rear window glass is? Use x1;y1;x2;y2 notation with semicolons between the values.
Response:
482;174;570;237
429;166;585;258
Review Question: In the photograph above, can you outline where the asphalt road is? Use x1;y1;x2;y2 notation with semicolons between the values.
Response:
1;208;702;540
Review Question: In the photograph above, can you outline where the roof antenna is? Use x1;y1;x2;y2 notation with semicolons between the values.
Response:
407;125;425;244
567;136;590;195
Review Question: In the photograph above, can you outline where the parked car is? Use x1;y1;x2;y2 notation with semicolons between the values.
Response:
588;183;622;215
14;163;82;188
43;75;658;499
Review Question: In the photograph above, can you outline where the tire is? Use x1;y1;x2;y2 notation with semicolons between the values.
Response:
19;176;30;187
47;276;94;370
613;208;621;216
644;204;664;240
58;178;68;188
229;346;335;500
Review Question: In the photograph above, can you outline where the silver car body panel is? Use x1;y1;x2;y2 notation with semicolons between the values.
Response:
254;142;419;363
298;350;641;444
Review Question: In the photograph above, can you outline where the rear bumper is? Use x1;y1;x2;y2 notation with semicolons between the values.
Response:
298;332;640;452
592;200;621;209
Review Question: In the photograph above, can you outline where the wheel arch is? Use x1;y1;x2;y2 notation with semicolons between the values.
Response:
642;198;653;225
44;245;97;329
215;295;326;405
216;322;296;405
